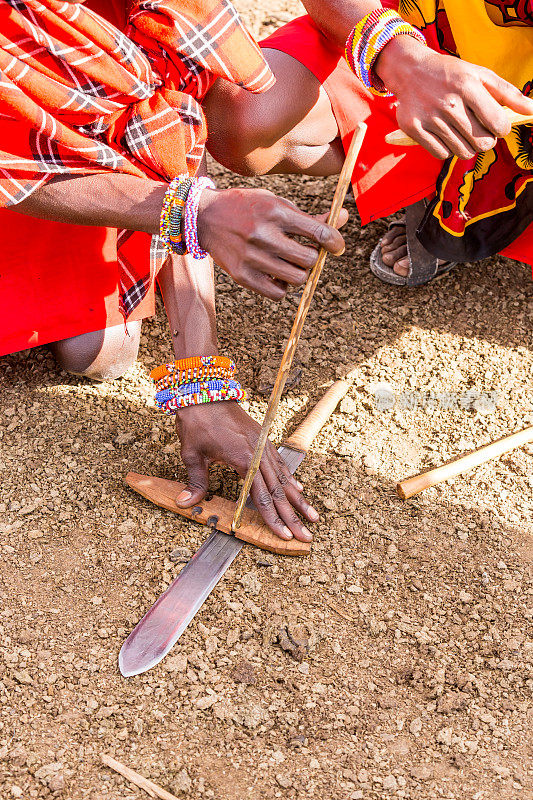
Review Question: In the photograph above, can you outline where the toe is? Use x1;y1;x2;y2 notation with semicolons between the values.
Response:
382;242;408;267
394;257;410;277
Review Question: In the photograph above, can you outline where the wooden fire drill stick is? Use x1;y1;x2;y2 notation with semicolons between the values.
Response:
385;108;533;147
397;425;533;499
231;123;368;532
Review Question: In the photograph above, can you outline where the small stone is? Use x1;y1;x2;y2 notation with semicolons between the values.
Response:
459;590;473;603
436;726;453;746
275;774;292;789
173;769;192;794
169;547;192;563
114;431;135;445
410;766;433;781
13;670;32;685
166;654;188;673
409;717;422;735
382;775;397;792
298;575;312;586
10;787;23;798
298;662;310;674
239;572;262;595
48;774;65;793
256;556;274;567
230;660;257;685
196;694;217;710
309;758;320;770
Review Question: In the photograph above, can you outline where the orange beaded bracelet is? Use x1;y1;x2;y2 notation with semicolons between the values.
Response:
150;356;236;383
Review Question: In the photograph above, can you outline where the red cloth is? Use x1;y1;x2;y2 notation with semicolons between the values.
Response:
263;15;533;267
0;0;274;356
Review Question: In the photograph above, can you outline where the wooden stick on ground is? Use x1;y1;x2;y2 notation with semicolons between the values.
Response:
397;425;533;500
231;122;368;532
101;754;180;800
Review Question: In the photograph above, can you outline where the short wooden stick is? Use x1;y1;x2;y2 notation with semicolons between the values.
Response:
231;123;367;531
101;754;180;800
397;425;533;499
386;108;533;148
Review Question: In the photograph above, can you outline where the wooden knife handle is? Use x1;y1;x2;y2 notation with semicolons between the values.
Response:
386;108;533;148
284;379;351;453
397;425;533;499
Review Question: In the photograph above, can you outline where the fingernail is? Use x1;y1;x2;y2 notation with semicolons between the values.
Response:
176;490;192;504
296;481;304;491
282;526;293;539
301;527;313;541
308;506;319;522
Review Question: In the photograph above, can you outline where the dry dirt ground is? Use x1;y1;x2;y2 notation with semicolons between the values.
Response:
1;3;533;800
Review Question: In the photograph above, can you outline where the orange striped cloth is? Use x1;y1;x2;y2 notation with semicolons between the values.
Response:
0;0;274;316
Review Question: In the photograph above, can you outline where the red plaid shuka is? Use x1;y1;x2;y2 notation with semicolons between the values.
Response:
0;0;274;317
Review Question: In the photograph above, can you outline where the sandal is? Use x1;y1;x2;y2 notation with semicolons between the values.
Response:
370;199;457;287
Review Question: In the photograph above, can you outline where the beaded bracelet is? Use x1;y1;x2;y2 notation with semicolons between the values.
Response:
160;175;191;251
155;366;234;391
345;9;426;97
156;379;241;405
150;356;235;383
158;385;247;415
168;178;192;255
183;177;216;259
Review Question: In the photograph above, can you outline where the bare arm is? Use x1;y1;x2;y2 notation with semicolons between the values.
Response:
16;173;166;234
14;174;344;298
301;0;379;47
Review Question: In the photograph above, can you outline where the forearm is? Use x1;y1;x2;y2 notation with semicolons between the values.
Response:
157;253;218;359
14;173;166;235
301;0;381;48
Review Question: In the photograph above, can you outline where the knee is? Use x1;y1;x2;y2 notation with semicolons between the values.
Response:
204;86;283;176
51;321;141;381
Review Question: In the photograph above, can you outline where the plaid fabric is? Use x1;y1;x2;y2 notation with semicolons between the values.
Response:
0;0;274;318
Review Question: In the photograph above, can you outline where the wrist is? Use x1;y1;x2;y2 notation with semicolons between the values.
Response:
374;35;428;96
196;187;220;253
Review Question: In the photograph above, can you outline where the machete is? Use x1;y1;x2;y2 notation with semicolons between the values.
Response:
119;379;351;677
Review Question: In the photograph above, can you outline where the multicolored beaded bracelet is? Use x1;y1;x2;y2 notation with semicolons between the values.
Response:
345;9;426;97
150;356;235;383
158;385;247;415
168;177;192;255
156;379;241;405
160;175;190;251
155;366;234;391
183;177;216;259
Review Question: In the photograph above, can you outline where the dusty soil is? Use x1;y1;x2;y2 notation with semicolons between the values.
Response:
1;3;532;799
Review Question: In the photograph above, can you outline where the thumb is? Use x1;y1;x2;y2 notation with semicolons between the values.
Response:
176;457;209;507
315;207;350;230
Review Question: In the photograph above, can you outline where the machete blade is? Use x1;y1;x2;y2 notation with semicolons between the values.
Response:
119;445;305;677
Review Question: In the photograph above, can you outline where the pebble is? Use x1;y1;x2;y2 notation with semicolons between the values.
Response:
173;769;192;794
169;547;192;563
409;717;422;735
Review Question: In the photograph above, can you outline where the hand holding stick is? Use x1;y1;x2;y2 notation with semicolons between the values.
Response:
385;108;533;147
231;123;367;532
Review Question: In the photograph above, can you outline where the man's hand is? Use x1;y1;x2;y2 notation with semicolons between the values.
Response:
173;401;319;541
197;187;347;299
377;37;533;159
